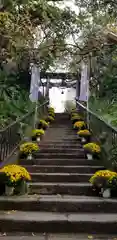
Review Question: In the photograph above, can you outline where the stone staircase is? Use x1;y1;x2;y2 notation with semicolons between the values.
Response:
0;113;117;238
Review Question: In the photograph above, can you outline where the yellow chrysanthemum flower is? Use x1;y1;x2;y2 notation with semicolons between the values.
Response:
90;170;117;184
71;114;82;121
48;111;55;117
48;107;55;113
83;142;101;153
20;142;39;154
78;129;91;136
47;116;55;121
0;165;31;184
39;119;49;127
73;121;85;129
32;129;45;137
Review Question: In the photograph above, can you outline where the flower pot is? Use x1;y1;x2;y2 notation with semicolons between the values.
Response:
87;153;93;160
5;185;14;196
38;124;47;130
81;137;86;143
19;152;27;159
102;188;111;198
27;154;32;160
15;181;28;195
32;136;36;141
36;137;40;143
20;181;27;195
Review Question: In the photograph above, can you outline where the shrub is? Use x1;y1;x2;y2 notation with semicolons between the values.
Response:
108;144;117;170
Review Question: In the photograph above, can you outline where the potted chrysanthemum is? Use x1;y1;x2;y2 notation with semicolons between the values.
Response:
49;112;55;117
38;119;49;130
48;107;55;118
46;115;55;123
0;165;31;196
83;142;101;160
19;142;39;160
73;121;85;130
48;107;55;112
90;170;117;198
71;114;83;124
77;129;91;143
31;129;45;142
14;165;31;195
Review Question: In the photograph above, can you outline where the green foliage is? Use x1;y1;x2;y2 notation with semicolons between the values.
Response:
0;69;35;128
64;100;76;113
0;0;79;128
89;97;117;128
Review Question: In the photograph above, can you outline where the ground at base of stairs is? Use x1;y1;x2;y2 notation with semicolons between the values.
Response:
1;234;117;240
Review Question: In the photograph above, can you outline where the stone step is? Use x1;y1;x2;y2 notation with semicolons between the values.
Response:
39;148;84;154
41;139;80;143
44;131;74;134
61;138;78;141
40;142;81;146
20;158;100;166
1;195;117;213
34;152;85;159
42;139;79;142
40;143;82;148
30;173;92;182
28;182;92;195
45;128;75;131
48;134;77;137
1;211;117;234
2;235;117;240
23;165;104;174
46;130;75;134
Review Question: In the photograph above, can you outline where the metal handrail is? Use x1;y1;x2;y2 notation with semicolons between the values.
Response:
76;99;117;165
76;100;117;133
0;100;49;161
0;100;49;133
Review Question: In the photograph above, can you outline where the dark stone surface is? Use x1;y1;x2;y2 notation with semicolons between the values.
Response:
0;195;117;213
22;165;104;174
29;182;93;195
0;113;116;236
34;152;85;159
0;211;117;234
20;158;101;166
1;234;117;240
30;172;92;183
